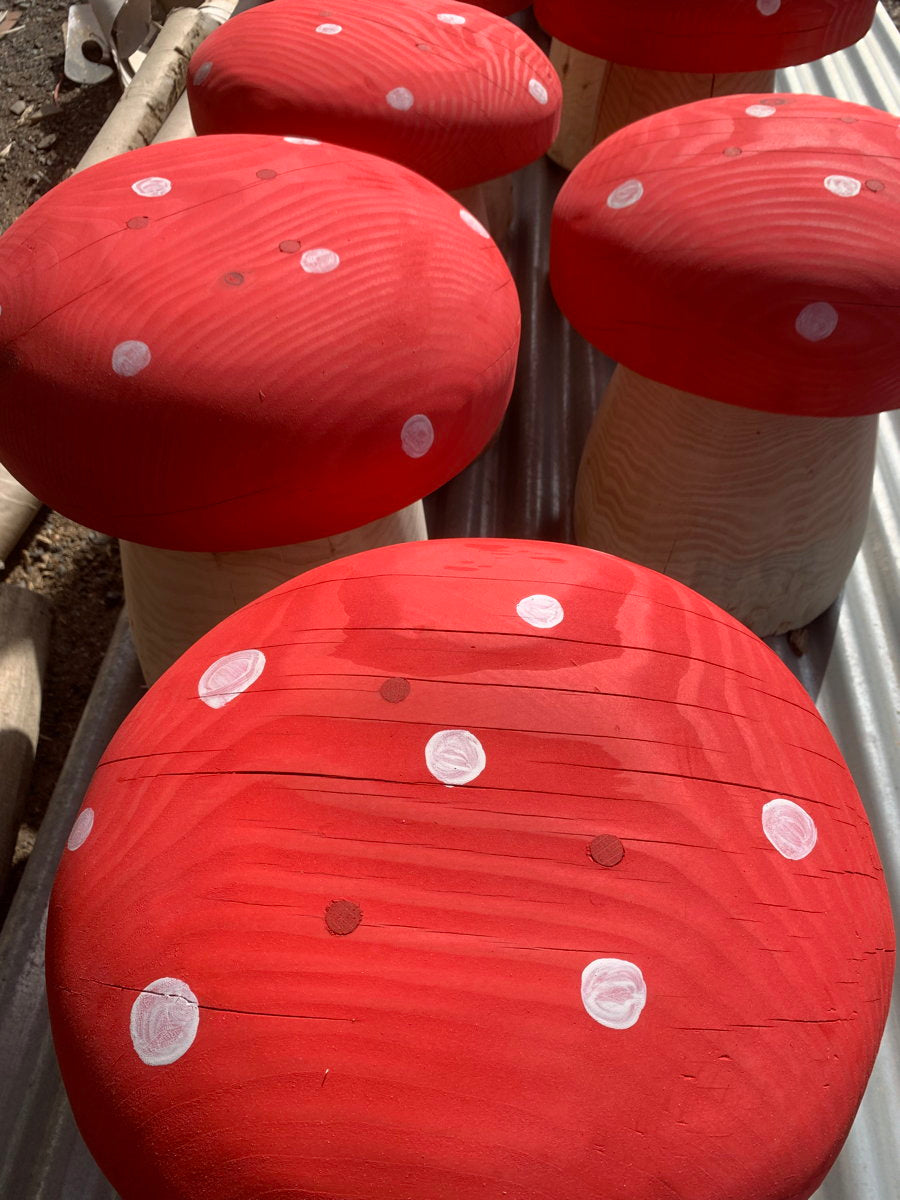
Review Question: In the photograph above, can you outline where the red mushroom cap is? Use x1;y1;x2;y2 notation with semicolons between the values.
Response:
0;135;520;550
47;538;894;1200
551;93;900;418
187;0;561;190
533;0;877;73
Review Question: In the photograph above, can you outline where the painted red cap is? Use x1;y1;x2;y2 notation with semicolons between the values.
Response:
533;0;877;72
551;93;900;418
187;0;561;190
47;538;893;1200
0;135;520;550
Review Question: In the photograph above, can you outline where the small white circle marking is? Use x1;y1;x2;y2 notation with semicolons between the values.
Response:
795;302;838;342
111;340;151;377
67;808;95;851
425;730;486;786
131;177;172;197
401;414;435;458
386;87;415;111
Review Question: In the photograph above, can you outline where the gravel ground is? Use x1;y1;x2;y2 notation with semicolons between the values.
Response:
0;1;898;917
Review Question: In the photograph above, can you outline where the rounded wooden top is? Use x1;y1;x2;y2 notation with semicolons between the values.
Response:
533;0;876;72
187;0;561;190
47;538;894;1200
0;135;520;550
551;93;900;417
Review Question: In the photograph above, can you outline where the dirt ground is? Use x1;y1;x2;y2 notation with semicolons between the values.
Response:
0;2;899;916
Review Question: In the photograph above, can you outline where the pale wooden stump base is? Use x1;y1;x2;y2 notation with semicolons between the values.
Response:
549;41;776;169
122;501;428;683
575;367;879;636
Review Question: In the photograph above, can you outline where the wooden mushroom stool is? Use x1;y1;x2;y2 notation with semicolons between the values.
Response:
186;0;562;239
533;0;877;168
46;538;894;1200
0;135;520;682
551;92;899;637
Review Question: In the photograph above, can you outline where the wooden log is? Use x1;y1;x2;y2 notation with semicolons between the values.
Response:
120;501;429;684
75;0;237;173
0;465;41;572
574;365;879;636
0;586;51;897
548;41;775;169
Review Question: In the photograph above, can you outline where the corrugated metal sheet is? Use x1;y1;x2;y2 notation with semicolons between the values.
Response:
0;6;897;1198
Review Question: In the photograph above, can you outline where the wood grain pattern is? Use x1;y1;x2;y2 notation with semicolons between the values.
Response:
121;501;427;683
187;0;561;190
0;585;50;895
0;135;520;550
549;40;774;169
534;1;877;72
47;540;894;1200
550;92;900;418
575;366;879;635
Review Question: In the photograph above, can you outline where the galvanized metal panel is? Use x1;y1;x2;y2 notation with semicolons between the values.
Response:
0;7;897;1198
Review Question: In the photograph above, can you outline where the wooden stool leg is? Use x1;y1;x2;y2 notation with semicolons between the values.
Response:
548;40;776;169
121;501;428;683
574;366;878;636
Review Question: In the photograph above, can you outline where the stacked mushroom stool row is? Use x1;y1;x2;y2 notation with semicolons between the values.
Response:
186;0;563;238
46;538;895;1200
534;0;878;167
551;91;900;636
0;135;521;681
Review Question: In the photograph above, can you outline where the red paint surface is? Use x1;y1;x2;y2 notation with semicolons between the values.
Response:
47;539;894;1200
551;93;900;418
533;0;876;71
0;136;520;549
188;0;561;190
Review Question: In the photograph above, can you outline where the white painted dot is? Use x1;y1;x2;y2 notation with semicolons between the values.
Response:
300;248;340;274
459;207;490;238
387;87;415;111
131;176;172;197
437;12;466;23
67;807;94;851
111;340;151;377
745;103;777;118
606;179;644;209
193;61;212;85
130;978;199;1066
756;0;781;14
581;958;647;1030
284;136;321;145
198;649;266;708
315;22;342;34
425;730;485;786
795;301;838;342
401;413;435;458
528;78;549;105
824;174;862;198
762;798;818;860
516;594;564;629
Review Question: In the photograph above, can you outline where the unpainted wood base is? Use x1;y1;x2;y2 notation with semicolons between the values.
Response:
574;366;879;636
453;176;515;248
548;41;776;170
0;464;41;571
0;585;50;897
121;501;428;684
